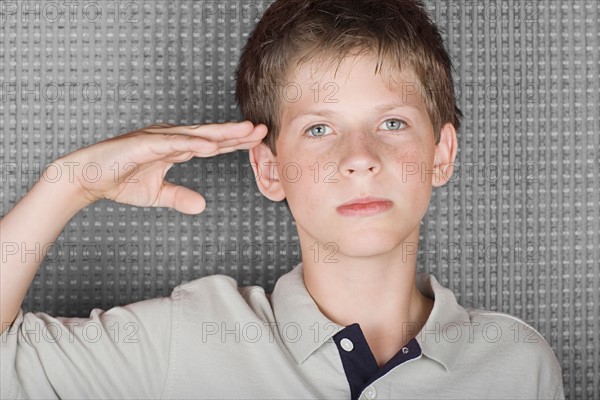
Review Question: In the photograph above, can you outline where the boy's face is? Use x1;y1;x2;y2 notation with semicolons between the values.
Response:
251;54;456;258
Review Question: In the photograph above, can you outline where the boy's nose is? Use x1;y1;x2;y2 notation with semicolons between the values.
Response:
338;135;382;177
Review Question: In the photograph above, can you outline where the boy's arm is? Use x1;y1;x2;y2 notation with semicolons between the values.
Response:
1;174;92;335
0;122;268;397
1;121;266;336
2;295;173;399
0;170;171;399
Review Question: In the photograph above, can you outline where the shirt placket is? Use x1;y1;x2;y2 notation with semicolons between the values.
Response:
332;323;422;400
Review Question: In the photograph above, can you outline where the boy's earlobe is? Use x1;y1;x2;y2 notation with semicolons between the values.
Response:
249;143;286;201
432;123;458;187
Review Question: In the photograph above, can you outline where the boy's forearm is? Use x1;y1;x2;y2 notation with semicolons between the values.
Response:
0;176;92;334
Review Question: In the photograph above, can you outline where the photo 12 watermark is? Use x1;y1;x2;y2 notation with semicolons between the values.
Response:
1;81;139;104
432;1;538;24
419;240;541;264
1;241;138;265
201;2;265;23
0;1;139;24
2;320;140;344
1;161;141;185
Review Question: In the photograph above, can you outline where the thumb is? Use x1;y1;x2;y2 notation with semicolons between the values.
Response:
158;181;206;215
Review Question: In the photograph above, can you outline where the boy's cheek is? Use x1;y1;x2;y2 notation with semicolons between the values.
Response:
275;157;327;185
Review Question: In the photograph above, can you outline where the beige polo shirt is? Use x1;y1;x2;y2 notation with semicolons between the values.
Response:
1;263;564;399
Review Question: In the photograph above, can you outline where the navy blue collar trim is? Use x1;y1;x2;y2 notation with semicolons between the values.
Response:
333;323;422;400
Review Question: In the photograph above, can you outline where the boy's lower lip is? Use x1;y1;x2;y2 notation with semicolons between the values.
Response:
336;201;393;217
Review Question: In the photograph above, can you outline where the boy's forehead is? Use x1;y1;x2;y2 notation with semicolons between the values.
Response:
282;55;427;120
289;54;420;87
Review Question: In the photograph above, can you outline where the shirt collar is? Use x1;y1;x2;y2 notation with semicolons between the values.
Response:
271;263;471;371
270;262;346;365
413;272;471;372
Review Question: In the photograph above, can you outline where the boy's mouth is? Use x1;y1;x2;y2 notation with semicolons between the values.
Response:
336;197;393;217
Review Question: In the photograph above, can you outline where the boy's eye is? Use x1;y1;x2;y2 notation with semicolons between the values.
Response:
305;124;332;139
304;119;407;139
379;118;407;131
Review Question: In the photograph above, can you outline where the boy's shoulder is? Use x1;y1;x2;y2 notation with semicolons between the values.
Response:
463;308;563;395
465;307;550;343
171;264;304;304
415;273;564;398
417;272;552;346
462;307;559;362
170;272;273;319
416;272;562;372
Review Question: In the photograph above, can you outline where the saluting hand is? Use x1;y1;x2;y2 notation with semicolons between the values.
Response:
53;121;268;215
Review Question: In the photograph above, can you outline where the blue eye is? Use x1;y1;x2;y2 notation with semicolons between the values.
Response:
380;119;407;131
305;124;332;139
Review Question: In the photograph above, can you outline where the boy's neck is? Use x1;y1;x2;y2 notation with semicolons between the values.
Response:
300;230;433;368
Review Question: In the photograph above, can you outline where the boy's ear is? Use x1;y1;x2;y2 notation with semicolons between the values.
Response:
249;143;286;201
432;122;458;187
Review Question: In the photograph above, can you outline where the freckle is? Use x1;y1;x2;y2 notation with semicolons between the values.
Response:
394;150;413;163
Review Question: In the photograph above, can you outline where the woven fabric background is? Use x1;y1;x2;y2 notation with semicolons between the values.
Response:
1;1;598;398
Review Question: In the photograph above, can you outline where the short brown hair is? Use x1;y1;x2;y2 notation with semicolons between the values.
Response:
235;0;462;154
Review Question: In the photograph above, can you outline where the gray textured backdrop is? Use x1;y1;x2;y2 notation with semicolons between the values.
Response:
1;0;599;399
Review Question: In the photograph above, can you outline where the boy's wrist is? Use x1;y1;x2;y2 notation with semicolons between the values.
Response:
36;161;97;213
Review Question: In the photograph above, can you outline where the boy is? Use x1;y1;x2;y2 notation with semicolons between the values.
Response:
1;0;564;399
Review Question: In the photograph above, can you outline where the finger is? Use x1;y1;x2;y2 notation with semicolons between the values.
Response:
145;123;176;130
131;125;266;165
166;125;268;156
155;181;206;215
209;124;268;149
195;139;268;158
161;151;197;164
144;120;257;141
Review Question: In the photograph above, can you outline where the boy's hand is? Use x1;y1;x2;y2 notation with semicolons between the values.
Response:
55;121;267;215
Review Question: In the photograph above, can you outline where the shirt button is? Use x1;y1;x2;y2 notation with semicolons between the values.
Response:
402;346;409;354
340;338;354;352
365;385;377;399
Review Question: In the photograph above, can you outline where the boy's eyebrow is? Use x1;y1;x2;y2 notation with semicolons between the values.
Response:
289;103;421;124
373;102;420;113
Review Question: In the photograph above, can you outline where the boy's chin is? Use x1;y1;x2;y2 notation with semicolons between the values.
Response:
325;234;416;260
